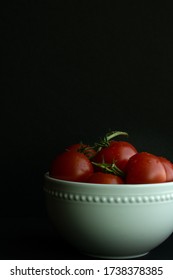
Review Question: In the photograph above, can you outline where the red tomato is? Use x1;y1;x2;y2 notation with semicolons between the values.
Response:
93;141;137;172
67;143;96;158
49;151;94;182
159;157;173;182
126;152;167;184
87;172;124;184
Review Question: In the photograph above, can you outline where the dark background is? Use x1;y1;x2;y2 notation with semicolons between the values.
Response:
1;1;173;259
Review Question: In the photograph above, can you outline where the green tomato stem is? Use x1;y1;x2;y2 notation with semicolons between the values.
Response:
94;130;128;151
106;131;128;141
92;162;125;178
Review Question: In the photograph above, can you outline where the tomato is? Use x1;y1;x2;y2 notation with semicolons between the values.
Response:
159;157;173;182
93;141;137;172
67;143;96;158
49;151;94;182
87;172;124;184
126;152;167;184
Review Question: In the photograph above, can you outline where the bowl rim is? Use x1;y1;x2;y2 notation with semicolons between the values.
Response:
44;172;173;189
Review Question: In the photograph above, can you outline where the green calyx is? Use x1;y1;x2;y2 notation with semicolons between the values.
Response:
94;130;128;151
92;162;125;178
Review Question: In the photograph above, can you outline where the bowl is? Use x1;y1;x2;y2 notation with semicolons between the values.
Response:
44;172;173;259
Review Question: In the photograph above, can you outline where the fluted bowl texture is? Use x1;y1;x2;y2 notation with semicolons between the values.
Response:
44;172;173;259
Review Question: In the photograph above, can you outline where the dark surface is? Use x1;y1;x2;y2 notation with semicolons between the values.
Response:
1;2;173;260
1;216;173;260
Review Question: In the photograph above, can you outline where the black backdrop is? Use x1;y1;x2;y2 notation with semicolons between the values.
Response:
1;1;173;259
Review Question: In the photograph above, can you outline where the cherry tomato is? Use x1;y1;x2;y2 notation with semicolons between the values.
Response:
87;172;124;184
159;157;173;182
126;152;167;184
49;151;94;182
93;141;137;172
67;143;96;158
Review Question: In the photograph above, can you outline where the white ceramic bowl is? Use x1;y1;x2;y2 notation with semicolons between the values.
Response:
44;172;173;259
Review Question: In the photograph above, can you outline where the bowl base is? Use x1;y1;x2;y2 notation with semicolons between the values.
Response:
84;251;149;259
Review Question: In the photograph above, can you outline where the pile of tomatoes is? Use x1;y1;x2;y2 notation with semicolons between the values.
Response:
49;131;173;184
